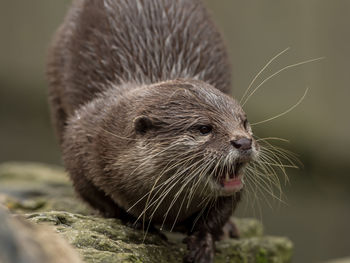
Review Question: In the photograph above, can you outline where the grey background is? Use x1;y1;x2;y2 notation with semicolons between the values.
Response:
0;1;349;262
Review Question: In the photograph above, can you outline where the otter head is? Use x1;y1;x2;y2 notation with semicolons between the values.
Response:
127;79;259;199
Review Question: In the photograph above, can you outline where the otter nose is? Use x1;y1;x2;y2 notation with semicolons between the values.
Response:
231;138;252;151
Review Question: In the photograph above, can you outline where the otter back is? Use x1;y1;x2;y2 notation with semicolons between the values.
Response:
47;0;231;140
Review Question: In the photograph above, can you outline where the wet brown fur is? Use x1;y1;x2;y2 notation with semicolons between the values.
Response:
47;1;257;262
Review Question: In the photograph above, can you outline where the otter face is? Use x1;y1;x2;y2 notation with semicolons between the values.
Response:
131;80;259;199
177;93;260;197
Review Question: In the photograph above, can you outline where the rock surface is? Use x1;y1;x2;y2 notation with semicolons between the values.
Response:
0;162;293;263
0;207;82;263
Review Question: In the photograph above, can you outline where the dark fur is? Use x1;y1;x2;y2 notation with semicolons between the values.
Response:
47;1;255;262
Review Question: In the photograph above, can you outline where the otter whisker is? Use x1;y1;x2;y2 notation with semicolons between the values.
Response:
264;144;300;164
247;151;291;203
187;157;214;194
198;157;221;197
189;161;221;228
163;156;215;229
247;166;287;204
252;165;279;193
255;143;297;183
101;127;188;142
141;152;195;232
251;87;309;126
260;150;296;172
190;197;214;232
126;152;190;213
127;150;201;213
253;156;283;194
257;161;297;169
258;150;288;177
245;160;282;215
126;143;181;179
248;163;276;194
245;168;275;209
242;56;324;106
145;185;181;234
142;150;202;214
140;157;203;230
240;174;254;215
256;137;290;143
186;159;216;210
160;158;207;230
169;189;188;232
103;127;214;143
197;158;220;200
260;144;300;174
145;171;196;233
139;154;201;217
243;171;262;217
141;160;199;238
240;47;290;104
254;134;298;167
248;154;283;196
259;141;299;168
247;177;274;215
182;172;215;229
147;151;203;200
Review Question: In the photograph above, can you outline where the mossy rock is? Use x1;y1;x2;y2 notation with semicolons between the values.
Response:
0;162;293;263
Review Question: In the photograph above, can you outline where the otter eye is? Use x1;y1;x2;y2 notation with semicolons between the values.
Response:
198;125;212;135
243;119;249;130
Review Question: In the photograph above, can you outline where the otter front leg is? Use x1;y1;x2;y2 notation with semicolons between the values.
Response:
221;219;240;240
183;194;240;263
184;231;215;263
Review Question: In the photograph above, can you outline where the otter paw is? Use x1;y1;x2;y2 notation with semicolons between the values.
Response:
183;232;214;263
220;219;240;240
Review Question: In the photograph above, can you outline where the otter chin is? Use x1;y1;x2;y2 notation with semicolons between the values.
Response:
47;0;260;262
209;155;255;196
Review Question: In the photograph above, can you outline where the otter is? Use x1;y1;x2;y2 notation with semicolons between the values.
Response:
47;0;259;262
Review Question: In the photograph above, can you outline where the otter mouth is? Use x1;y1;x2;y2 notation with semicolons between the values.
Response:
215;161;246;193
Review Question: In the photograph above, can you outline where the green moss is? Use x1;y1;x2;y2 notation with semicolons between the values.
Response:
256;249;268;263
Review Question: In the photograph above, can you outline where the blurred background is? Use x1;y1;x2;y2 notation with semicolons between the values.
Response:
0;1;349;262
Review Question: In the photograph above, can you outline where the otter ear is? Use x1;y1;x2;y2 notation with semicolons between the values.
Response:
133;115;153;134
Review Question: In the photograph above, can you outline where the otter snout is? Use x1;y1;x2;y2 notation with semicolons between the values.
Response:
231;138;252;151
230;133;258;162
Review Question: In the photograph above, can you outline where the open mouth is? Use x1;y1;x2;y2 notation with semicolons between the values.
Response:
215;161;246;192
